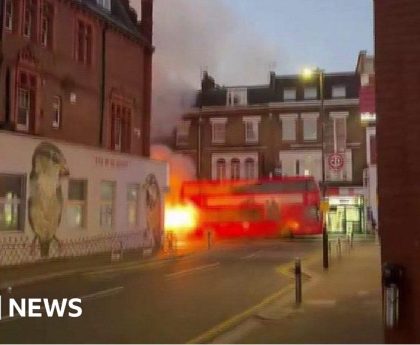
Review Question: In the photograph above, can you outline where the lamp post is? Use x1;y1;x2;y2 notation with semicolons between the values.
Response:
302;67;329;269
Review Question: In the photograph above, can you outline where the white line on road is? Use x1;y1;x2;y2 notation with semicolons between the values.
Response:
240;252;260;260
306;299;337;307
79;286;124;301
165;262;220;279
0;286;124;324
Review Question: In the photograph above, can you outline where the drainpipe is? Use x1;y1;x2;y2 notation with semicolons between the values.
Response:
197;115;202;179
99;24;107;147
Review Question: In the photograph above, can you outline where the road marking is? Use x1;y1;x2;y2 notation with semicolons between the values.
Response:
0;286;124;324
165;262;220;279
240;252;259;260
186;282;295;344
306;299;337;307
187;250;321;344
84;259;172;277
79;286;124;301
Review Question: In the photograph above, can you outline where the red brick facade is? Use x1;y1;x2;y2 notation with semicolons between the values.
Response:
0;0;153;157
375;0;420;342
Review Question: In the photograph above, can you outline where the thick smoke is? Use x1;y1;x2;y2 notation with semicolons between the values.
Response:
150;144;196;202
132;0;283;139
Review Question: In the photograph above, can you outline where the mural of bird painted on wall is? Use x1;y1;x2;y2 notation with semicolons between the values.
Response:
29;142;69;258
143;174;162;251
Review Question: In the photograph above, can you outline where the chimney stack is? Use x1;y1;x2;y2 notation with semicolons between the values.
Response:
141;0;153;44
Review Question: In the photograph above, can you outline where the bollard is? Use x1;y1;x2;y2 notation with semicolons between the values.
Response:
337;238;342;258
295;258;302;306
207;230;213;250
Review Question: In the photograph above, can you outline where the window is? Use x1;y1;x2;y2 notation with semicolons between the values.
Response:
16;71;37;132
100;181;115;230
283;87;296;101
41;2;54;48
4;0;14;30
243;116;260;143
304;86;317;100
216;159;226;180
76;20;93;65
127;184;140;227
279;151;322;181
231;159;240;180
111;102;132;152
96;0;111;10
211;118;227;144
0;174;25;232
295;160;300;175
302;113;319;141
17;88;30;131
227;88;247;106
332;85;346;98
280;114;297;141
22;0;32;38
176;120;191;146
52;96;61;129
67;179;87;229
245;158;255;179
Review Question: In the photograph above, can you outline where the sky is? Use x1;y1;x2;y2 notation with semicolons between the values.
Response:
144;0;374;139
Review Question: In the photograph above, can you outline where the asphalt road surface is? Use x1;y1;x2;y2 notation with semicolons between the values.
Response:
0;239;320;344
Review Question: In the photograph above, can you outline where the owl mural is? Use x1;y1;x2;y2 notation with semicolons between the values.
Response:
29;142;69;257
143;174;163;251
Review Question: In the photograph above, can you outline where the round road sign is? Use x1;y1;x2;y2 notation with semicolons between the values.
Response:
328;153;344;171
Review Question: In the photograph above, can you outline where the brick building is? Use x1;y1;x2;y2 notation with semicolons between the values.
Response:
0;0;153;157
375;0;420;342
176;54;373;234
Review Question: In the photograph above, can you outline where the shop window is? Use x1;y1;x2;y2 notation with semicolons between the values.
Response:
0;174;25;232
127;184;139;228
67;179;87;229
100;181;115;230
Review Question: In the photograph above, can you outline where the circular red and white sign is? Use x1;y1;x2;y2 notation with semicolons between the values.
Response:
328;153;344;171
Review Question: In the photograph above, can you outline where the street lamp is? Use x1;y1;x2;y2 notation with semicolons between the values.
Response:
301;67;329;269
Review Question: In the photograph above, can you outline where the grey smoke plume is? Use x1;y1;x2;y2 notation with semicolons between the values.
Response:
132;0;284;139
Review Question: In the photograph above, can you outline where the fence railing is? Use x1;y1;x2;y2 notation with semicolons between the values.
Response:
0;231;154;267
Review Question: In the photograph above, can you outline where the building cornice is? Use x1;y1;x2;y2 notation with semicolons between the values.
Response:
186;99;359;116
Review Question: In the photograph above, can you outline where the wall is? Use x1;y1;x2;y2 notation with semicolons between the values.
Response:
375;0;420;342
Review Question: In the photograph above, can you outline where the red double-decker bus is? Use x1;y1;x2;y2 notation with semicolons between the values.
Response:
180;176;322;238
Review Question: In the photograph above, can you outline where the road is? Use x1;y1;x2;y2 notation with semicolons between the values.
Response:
0;239;320;344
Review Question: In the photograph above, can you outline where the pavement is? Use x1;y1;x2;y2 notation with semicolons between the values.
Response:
0;236;384;344
210;239;384;344
0;238;208;290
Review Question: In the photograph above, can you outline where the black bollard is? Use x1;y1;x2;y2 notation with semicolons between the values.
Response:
295;258;302;306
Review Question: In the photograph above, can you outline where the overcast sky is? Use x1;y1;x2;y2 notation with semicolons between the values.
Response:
147;0;374;138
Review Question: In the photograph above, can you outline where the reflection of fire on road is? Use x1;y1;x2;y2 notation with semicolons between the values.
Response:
151;145;196;235
29;142;69;257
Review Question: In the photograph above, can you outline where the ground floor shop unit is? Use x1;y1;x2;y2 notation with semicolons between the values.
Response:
325;186;366;235
0;131;168;266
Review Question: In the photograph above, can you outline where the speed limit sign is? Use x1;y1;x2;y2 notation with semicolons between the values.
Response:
328;153;344;171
